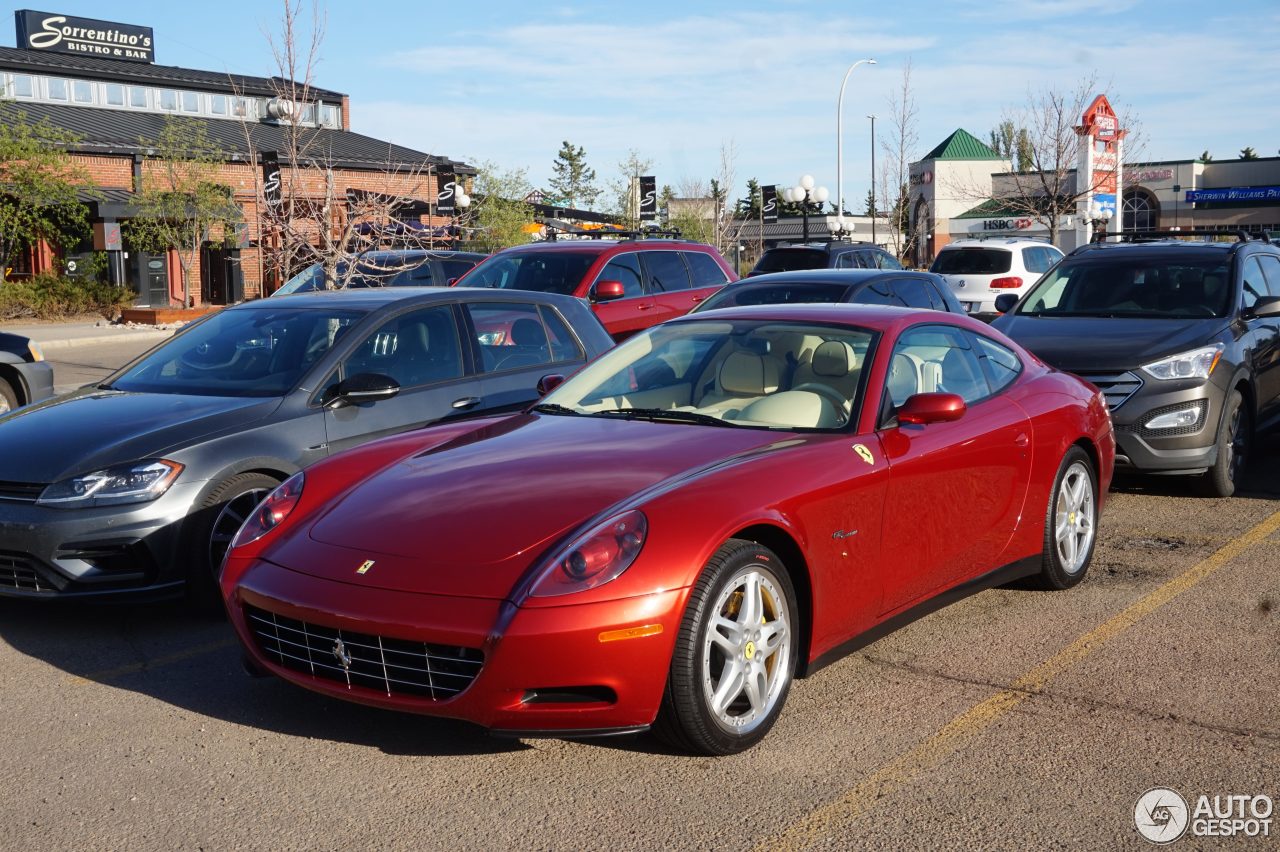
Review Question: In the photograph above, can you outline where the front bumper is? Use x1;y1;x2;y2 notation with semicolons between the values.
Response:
1109;379;1225;474
11;361;54;405
0;481;206;599
224;556;688;734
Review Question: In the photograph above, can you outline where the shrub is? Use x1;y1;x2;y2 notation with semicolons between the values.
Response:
0;272;134;321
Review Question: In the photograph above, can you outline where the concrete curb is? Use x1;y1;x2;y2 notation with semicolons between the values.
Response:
38;329;175;352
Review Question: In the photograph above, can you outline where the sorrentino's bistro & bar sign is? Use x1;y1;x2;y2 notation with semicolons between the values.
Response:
15;9;154;63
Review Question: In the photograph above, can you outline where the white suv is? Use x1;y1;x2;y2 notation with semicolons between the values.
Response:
930;238;1063;314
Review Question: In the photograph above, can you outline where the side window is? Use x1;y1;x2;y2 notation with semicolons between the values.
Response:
925;280;950;311
888;326;990;407
887;278;934;310
835;251;858;269
597;254;644;298
438;259;476;283
1256;255;1280;298
684;251;730;287
972;334;1023;394
539;305;586;362
385;263;436;286
644;251;692;291
468;302;554;373
340;305;462;389
877;250;903;270
851;282;905;307
1242;257;1267;310
855;251;877;269
1022;247;1051;274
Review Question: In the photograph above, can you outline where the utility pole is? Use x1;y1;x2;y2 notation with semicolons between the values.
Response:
868;114;877;244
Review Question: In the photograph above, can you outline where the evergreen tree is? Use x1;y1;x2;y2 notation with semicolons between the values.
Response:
1200;150;1213;162
864;189;877;217
547;140;599;210
736;178;762;217
1240;147;1259;160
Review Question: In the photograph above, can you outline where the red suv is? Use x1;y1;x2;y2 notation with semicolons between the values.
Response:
454;239;737;339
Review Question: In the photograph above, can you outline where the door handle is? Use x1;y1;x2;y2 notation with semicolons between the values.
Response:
691;296;706;303
1015;433;1030;448
637;303;655;311
452;397;481;410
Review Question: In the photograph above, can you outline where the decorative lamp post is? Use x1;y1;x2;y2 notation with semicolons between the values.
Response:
836;57;876;234
786;176;829;243
1088;202;1112;244
453;189;472;248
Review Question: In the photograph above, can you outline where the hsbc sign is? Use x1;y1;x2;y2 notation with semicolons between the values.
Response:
982;218;1033;231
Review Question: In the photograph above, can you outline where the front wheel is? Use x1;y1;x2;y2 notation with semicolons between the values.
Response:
1198;390;1249;498
655;539;797;755
1034;446;1098;590
186;472;280;611
0;377;18;415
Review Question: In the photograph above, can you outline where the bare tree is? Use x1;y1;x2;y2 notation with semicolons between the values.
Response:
876;59;919;261
238;0;455;291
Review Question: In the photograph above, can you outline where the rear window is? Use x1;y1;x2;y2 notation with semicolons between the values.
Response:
753;249;828;274
464;251;598;296
695;282;849;312
931;248;1013;275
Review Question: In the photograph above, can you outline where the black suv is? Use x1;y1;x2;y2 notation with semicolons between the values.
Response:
748;242;902;276
992;233;1280;496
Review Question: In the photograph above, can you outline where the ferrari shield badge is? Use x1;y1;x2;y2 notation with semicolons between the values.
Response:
852;444;875;466
356;559;375;575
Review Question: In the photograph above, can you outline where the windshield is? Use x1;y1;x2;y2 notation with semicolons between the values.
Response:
693;282;849;312
540;319;876;430
930;248;1013;275
1014;257;1233;318
753;249;828;274
108;307;365;396
463;251;597;295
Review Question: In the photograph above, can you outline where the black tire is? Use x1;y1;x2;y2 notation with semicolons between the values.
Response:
185;472;280;611
1033;446;1098;591
0;376;19;415
655;539;798;755
1198;390;1249;498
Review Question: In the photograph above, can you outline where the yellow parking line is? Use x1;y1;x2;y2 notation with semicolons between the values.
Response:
768;509;1280;851
64;638;237;686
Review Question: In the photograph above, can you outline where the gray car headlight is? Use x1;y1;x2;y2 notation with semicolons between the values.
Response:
1140;344;1222;381
37;460;184;508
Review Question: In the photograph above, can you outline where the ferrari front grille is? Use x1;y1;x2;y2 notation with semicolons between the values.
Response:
1075;370;1144;410
244;605;484;700
0;553;51;593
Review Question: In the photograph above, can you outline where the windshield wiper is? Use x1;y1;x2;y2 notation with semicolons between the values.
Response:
530;403;583;416
593;407;741;427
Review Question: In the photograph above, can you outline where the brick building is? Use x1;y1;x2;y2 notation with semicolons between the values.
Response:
1;11;472;306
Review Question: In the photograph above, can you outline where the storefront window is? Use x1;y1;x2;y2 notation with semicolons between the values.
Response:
46;77;68;100
10;74;34;98
180;91;200;112
106;83;126;106
210;94;228;115
72;80;94;103
158;89;178;110
320;104;340;128
129;86;149;107
1122;191;1158;231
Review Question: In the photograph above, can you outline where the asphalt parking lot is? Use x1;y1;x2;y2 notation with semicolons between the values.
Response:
2;339;1277;850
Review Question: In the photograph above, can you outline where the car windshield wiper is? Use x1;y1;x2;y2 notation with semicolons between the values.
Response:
593;407;742;427
530;403;583;416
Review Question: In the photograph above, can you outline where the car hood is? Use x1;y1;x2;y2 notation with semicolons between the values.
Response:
286;414;799;598
992;315;1227;372
0;388;281;483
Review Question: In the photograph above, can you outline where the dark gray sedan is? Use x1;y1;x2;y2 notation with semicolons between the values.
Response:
0;288;612;604
691;269;965;314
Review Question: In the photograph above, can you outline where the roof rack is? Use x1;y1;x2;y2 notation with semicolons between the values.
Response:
1115;228;1267;244
541;218;682;242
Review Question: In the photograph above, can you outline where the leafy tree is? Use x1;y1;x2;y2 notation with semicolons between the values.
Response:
128;117;240;307
0;103;97;281
468;161;535;251
1200;150;1213;162
607;149;653;229
989;120;1034;171
1240;147;1259;160
547;140;599;210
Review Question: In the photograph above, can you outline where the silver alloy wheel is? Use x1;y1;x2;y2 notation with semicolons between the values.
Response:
0;398;10;415
1054;461;1095;575
208;488;271;572
701;565;792;734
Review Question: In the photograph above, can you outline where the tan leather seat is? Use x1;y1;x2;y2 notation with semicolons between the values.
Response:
697;351;780;416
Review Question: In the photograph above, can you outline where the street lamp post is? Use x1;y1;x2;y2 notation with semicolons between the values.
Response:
452;189;472;249
785;175;829;243
868;114;877;243
836;57;876;237
1088;202;1112;244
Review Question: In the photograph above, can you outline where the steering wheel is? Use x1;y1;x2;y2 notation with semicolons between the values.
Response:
790;382;848;412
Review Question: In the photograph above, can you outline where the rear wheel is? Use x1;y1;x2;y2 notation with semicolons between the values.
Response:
0;377;18;414
655;539;797;755
1198;390;1249;498
1033;446;1097;590
186;473;279;611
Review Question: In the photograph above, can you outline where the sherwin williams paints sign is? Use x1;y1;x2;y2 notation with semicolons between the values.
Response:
1185;186;1280;203
15;10;154;63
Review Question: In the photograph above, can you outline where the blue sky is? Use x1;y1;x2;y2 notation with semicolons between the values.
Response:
7;1;1279;208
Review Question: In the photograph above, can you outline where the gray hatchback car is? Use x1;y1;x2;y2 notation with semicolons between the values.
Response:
0;288;612;603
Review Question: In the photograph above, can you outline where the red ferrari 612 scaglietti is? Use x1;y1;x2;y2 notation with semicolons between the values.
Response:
222;304;1115;755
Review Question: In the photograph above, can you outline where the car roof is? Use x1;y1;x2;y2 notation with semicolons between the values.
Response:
353;249;487;263
734;269;935;285
493;239;718;254
941;238;1056;249
1065;241;1244;260
677;302;981;333
248;286;580;310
